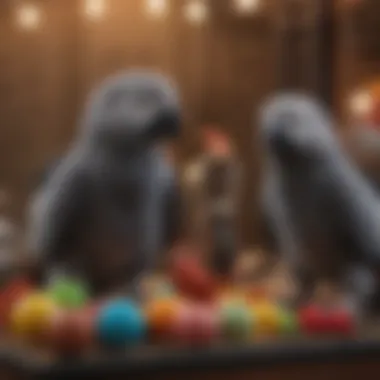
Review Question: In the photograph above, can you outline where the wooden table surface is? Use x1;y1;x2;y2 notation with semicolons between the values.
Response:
2;335;380;379
1;254;380;379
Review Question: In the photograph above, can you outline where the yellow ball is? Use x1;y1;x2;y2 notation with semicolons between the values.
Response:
251;302;280;336
10;292;58;340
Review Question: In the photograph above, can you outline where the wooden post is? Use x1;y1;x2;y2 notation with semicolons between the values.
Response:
275;0;303;90
315;0;336;109
60;0;83;145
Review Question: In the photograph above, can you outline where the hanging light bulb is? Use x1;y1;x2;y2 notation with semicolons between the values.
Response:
350;90;373;117
145;0;168;18
184;0;208;25
233;0;260;13
15;3;42;30
84;0;106;21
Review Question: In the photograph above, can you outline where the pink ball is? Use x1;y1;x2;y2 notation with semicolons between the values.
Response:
171;303;219;346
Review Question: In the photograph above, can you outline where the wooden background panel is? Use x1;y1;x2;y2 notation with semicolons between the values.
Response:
0;1;74;220
0;0;356;247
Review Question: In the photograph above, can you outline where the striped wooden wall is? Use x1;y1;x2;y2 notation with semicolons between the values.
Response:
0;0;375;246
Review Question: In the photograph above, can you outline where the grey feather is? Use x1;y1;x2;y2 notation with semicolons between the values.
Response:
27;70;182;296
259;93;380;311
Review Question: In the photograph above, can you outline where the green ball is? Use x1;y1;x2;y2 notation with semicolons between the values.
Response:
279;310;298;334
48;278;89;309
220;303;253;341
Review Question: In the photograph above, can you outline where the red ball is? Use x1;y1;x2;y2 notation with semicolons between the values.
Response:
171;303;219;346
47;310;94;355
328;309;355;335
171;255;217;302
299;305;355;336
0;277;33;330
299;305;329;334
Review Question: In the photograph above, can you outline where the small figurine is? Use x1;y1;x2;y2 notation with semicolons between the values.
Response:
182;126;242;279
170;252;217;302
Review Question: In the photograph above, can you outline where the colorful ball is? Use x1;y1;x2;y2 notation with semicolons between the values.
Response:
145;298;180;338
327;309;355;335
171;303;219;346
299;305;329;334
299;305;355;336
279;309;298;335
0;277;33;330
48;277;89;309
47;310;94;355
10;292;58;341
220;303;252;341
251;302;280;336
96;299;146;348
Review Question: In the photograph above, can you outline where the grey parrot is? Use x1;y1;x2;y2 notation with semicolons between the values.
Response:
27;70;182;297
259;93;380;313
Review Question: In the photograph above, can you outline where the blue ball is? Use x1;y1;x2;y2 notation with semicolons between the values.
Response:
96;299;146;347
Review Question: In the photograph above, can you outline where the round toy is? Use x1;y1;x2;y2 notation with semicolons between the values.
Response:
48;277;89;309
251;302;280;336
220;303;252;341
96;299;146;348
0;277;32;329
279;309;298;335
299;305;329;334
327;309;355;335
171;303;219;346
299;305;354;336
47;310;94;355
145;298;180;339
10;292;58;342
171;254;217;301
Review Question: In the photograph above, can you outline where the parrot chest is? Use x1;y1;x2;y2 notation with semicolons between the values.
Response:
282;175;344;275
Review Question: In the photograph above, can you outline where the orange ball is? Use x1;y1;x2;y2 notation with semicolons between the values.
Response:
145;298;180;338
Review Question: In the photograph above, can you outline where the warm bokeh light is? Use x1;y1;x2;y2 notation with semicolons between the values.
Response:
233;0;260;13
145;0;169;18
83;0;106;21
349;90;373;117
184;0;208;25
15;3;41;31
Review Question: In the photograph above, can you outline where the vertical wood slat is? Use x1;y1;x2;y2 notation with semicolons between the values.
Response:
0;0;323;246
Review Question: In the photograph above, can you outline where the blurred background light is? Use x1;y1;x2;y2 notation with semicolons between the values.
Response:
145;0;169;18
350;90;373;117
184;0;208;25
233;0;260;14
15;3;42;31
84;0;106;21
